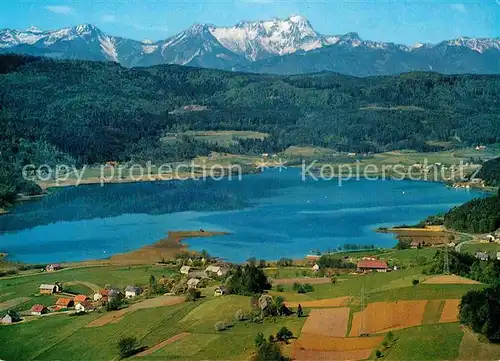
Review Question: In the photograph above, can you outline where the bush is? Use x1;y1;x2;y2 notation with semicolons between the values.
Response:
412;279;420;286
185;288;201;302
106;297;123;312
275;285;285;292
375;350;382;358
254;332;266;347
252;340;290;361
292;282;314;294
297;304;303;317
118;337;138;358
235;309;249;321
214;321;228;331
276;327;293;342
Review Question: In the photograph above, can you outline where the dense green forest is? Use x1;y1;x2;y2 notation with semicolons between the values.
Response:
1;54;500;206
460;286;500;342
477;157;500;187
444;190;500;233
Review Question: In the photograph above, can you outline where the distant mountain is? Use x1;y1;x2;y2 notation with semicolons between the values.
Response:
1;16;499;75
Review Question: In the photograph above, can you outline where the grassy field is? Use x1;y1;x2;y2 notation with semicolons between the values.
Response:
63;282;95;295
385;323;464;360
368;284;486;303
264;267;315;279
184;130;268;147
272;267;424;302
0;293;305;361
0;245;496;361
0;265;179;304
461;242;500;257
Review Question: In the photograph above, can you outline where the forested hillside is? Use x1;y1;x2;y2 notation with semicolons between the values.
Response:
477;157;500;187
444;190;500;233
1;54;500;206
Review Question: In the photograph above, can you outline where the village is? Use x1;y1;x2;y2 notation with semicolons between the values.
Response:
1;227;500;361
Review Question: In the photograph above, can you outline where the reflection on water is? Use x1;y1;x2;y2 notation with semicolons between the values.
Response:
0;169;486;263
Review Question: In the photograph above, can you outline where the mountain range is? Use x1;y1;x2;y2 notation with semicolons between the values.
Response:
1;15;499;76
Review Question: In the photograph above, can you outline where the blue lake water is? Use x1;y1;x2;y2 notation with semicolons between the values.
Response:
0;168;486;263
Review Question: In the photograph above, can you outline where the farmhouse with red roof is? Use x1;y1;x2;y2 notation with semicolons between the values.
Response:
73;295;89;304
357;259;388;273
30;304;48;316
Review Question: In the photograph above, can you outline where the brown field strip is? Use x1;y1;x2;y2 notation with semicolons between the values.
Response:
301;308;350;337
0;297;31;311
86;296;185;327
136;332;190;357
285;296;350;308
273;277;333;285
293;349;373;361
422;275;481;285
439;299;460;323
295;334;384;352
349;301;427;336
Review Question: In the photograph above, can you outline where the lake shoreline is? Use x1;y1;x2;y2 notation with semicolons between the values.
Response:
0;230;229;268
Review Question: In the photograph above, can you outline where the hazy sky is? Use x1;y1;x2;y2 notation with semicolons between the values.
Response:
0;0;498;44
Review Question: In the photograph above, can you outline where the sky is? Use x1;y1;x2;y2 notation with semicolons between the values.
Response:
0;0;498;45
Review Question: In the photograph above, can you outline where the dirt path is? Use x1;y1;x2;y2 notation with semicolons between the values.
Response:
86;295;185;327
135;332;190;357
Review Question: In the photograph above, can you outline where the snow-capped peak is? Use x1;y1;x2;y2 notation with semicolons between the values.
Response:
25;26;42;33
288;14;308;23
440;37;500;53
142;39;154;44
209;15;321;60
75;24;99;36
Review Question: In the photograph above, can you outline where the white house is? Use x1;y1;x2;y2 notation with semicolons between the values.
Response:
75;301;94;313
187;278;200;289
312;264;320;272
475;252;489;261
180;266;191;275
214;286;227;297
125;286;142;298
30;304;48;316
205;265;228;277
93;289;109;302
39;284;60;295
1;314;13;324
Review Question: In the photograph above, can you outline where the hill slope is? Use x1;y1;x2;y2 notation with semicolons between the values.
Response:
477;157;500;187
1;54;500;205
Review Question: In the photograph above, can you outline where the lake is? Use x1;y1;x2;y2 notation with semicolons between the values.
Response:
0;168;486;263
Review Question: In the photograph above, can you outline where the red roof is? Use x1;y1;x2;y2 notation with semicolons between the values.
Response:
56;298;73;307
31;304;46;313
99;289;109;296
77;300;95;310
73;295;88;303
357;259;387;269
